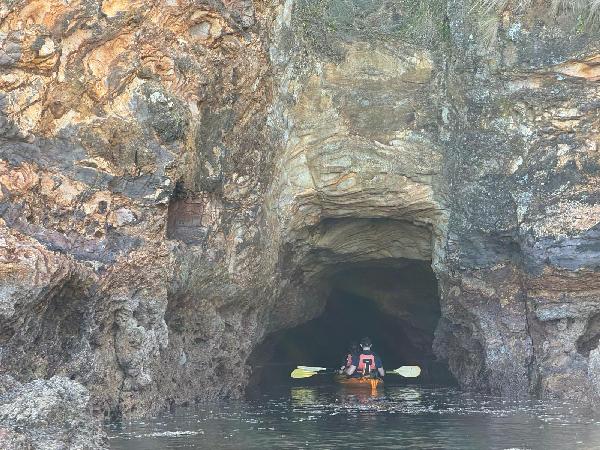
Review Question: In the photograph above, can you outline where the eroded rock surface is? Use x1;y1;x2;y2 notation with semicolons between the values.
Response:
0;0;277;418
435;1;600;400
0;376;107;449
0;0;599;424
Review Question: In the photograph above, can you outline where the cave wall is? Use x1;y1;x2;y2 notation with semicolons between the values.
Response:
436;1;600;401
0;0;281;416
0;0;598;417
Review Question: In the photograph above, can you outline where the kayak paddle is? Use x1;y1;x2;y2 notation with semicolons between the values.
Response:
297;366;328;372
388;365;421;378
291;368;327;378
291;365;421;379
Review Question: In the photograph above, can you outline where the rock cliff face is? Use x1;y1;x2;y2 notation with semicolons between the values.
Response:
0;0;598;421
439;1;600;400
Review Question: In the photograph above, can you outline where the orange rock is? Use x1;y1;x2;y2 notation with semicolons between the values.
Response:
554;55;600;81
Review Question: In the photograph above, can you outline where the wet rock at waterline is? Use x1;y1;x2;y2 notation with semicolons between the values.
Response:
0;376;108;449
0;0;599;428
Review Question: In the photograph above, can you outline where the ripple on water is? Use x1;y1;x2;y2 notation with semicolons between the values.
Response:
106;386;600;449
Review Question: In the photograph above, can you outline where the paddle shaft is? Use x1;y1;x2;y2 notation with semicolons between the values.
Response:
292;365;421;379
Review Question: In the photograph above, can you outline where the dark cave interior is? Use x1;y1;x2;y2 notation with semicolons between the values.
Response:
248;261;456;392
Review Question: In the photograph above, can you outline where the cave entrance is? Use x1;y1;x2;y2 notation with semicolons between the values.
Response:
248;260;456;392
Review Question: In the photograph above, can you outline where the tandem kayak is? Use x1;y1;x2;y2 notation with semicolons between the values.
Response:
333;374;383;390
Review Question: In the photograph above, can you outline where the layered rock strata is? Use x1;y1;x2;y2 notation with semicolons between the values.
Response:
0;0;279;417
0;0;598;423
437;0;600;399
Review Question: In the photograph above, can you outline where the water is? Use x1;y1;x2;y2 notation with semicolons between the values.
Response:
107;384;600;449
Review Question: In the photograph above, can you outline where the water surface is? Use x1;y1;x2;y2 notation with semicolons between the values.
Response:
107;384;600;449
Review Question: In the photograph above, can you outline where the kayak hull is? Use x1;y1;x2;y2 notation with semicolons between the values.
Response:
333;374;383;390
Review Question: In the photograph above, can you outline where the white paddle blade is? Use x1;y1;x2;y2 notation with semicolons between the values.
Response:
297;366;327;372
393;366;421;378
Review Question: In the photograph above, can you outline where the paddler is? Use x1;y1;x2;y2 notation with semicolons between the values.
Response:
338;342;359;374
345;337;385;378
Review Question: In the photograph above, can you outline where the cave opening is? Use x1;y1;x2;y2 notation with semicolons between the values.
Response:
248;259;456;392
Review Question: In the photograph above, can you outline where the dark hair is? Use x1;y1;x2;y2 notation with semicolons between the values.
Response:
348;342;359;354
360;337;372;347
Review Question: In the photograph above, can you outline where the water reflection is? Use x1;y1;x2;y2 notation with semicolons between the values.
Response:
290;387;318;405
107;386;600;449
388;387;422;403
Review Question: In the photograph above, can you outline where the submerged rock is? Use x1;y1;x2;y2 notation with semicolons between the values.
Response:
0;376;107;449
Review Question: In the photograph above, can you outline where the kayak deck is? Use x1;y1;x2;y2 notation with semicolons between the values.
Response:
333;374;383;390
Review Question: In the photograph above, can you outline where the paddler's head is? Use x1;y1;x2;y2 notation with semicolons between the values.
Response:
360;337;372;351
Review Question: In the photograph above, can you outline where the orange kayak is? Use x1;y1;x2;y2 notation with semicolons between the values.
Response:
333;375;383;390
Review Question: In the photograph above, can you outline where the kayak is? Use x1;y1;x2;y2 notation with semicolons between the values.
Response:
333;374;383;390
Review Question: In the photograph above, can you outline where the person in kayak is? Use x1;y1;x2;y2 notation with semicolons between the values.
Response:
345;337;385;378
339;342;359;374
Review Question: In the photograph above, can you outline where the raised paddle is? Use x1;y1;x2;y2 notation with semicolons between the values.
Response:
291;365;421;379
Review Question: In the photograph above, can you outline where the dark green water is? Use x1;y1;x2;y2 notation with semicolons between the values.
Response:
107;385;600;449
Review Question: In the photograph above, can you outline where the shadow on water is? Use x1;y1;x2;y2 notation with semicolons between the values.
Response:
107;384;600;450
